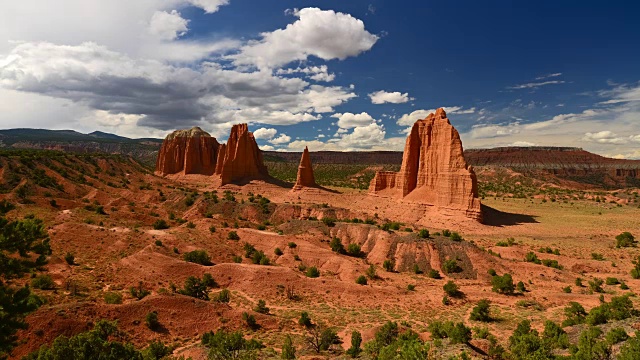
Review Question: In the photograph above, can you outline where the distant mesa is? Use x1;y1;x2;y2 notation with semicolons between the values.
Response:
155;124;268;185
369;108;482;222
292;146;317;190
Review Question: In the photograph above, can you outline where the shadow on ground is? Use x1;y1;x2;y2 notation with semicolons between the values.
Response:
481;204;538;227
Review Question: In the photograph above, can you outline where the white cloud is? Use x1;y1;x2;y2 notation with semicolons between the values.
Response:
276;65;335;82
396;106;475;126
232;8;378;69
259;144;275;151
368;90;412;104
535;72;562;80
269;133;291;145
185;0;229;13
253;127;277;140
508;80;565;89
331;112;375;129
148;10;189;40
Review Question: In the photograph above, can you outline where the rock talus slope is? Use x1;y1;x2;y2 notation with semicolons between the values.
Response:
155;127;220;175
369;108;482;221
292;146;317;190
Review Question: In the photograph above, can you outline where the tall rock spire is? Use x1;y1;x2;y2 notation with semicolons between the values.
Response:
369;108;482;221
292;146;317;190
155;127;220;175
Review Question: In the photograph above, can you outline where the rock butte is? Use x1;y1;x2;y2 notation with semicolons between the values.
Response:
292;146;317;190
369;108;482;222
155;124;268;185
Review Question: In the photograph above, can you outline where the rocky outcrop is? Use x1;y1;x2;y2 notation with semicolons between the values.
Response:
369;108;482;221
292;147;317;190
155;127;220;175
215;124;269;185
155;124;268;184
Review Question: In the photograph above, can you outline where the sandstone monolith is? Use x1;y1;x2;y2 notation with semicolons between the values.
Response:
292;146;317;190
155;127;220;175
155;124;268;185
369;108;482;221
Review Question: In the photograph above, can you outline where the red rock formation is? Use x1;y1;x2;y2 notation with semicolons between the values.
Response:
214;124;269;185
155;124;268;185
369;108;482;221
292;146;317;190
155;127;220;175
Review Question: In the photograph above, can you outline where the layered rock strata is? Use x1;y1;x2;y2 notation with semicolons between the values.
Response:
292;146;317;190
369;108;482;221
155;124;268;185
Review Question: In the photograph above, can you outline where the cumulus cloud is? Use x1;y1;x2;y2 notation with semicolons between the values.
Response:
253;127;277;140
259;144;275;151
148;10;189;40
269;133;291;145
0;41;354;131
369;90;412;104
331;112;375;129
232;8;379;69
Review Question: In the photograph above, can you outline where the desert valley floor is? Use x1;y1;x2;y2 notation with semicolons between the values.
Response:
2;149;640;359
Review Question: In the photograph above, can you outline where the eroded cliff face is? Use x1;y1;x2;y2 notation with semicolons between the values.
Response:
155;127;220;175
369;108;482;221
292;146;317;190
216;124;269;185
155;124;268;184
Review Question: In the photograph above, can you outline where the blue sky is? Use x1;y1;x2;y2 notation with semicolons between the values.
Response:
0;1;639;158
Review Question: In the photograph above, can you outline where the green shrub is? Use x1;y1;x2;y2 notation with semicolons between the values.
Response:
209;226;216;233
487;268;497;276
281;335;296;359
242;312;258;330
591;252;605;261
329;237;345;254
606;328;629;345
346;243;362;257
355;275;367;285
104;291;122;304
470;299;492;322
407;284;416;291
254;299;269;314
183;250;212;266
287;242;297;248
588;278;604;293
214;289;230;303
152;219;169;230
365;264;377;279
227;231;240;240
383;259;394;272
563;286;572;293
418;229;429;239
146;311;160;330
129;281;150;300
517;281;526;292
274;247;283;256
605;277;620;285
491;273;515;295
154;239;163;246
631;256;640;279
322;217;336;227
31;274;55;290
232;255;242;263
525;252;541;264
306;267;320;278
616;232;636;248
450;232;463;242
346;331;362;358
443;280;462;298
442;229;451;237
177;276;210;300
562;302;587;326
427;269;441;279
299;312;312;327
442;259;462;274
64;252;75;265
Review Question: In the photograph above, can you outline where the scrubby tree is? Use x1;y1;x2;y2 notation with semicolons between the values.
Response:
0;215;51;357
281;335;296;359
470;299;492;322
443;280;462;298
346;331;362;358
616;232;636;248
